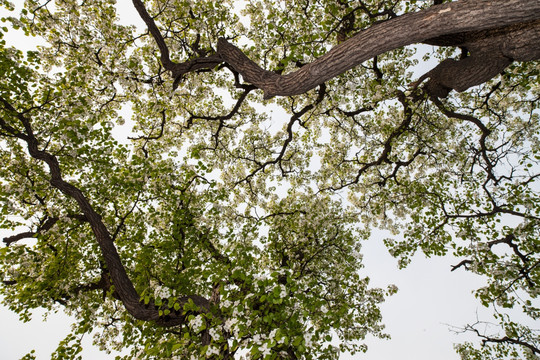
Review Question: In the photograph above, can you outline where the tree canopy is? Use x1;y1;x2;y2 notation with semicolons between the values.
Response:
0;0;539;359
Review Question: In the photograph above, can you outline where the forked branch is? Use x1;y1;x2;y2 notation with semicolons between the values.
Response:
0;96;210;327
133;0;540;98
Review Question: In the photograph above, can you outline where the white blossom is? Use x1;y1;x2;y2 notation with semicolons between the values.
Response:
209;327;221;342
206;345;220;356
155;286;171;299
304;332;314;347
279;284;287;298
259;342;271;357
189;314;204;332
224;317;238;332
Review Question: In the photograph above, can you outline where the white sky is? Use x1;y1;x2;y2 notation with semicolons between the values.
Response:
0;1;505;359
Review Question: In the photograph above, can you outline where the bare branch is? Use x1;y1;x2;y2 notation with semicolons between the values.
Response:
463;322;540;355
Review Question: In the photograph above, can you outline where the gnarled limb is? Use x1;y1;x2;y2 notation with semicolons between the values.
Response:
220;0;540;98
417;21;540;97
134;0;540;98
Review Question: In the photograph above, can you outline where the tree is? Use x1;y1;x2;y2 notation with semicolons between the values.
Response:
0;0;539;358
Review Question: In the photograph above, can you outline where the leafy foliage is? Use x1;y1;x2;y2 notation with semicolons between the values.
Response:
0;0;539;359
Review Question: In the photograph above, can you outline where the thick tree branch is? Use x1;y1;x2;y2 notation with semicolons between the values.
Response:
133;0;540;99
0;96;210;326
217;0;540;98
418;21;540;97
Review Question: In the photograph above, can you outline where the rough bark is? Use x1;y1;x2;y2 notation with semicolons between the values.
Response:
134;0;540;98
419;21;540;97
217;0;540;98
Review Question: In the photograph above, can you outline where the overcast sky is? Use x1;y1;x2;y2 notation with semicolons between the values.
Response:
0;2;502;359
